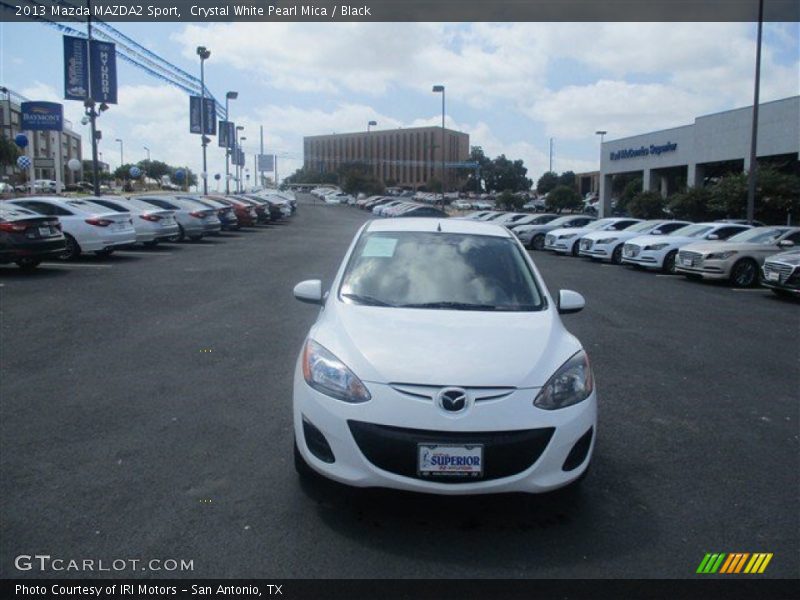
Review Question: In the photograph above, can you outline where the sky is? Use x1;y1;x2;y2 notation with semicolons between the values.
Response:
0;21;798;186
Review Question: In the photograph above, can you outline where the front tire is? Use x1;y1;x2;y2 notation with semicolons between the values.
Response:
294;437;321;482
730;258;758;288
611;244;624;265
662;250;677;274
59;234;81;261
571;240;581;257
531;234;545;251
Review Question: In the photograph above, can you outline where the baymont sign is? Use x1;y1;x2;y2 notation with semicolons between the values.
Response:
610;142;678;161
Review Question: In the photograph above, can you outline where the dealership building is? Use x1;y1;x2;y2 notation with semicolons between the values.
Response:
598;96;800;216
303;126;470;190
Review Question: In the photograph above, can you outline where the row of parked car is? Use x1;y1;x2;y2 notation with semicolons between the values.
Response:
0;190;296;269
354;195;448;218
458;210;800;297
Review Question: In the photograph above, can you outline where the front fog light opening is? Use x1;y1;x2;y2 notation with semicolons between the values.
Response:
562;427;593;472
302;417;335;464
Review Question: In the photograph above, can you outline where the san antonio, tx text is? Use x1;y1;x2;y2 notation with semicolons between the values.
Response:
15;583;280;596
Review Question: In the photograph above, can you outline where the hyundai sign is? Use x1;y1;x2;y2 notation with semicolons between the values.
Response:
610;142;678;161
20;102;64;132
90;40;118;104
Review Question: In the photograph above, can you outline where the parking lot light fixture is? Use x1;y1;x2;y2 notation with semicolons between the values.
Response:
115;138;124;167
197;46;211;195
225;91;238;194
432;85;445;204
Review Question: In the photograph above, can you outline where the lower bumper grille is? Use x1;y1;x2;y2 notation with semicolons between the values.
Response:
348;420;554;483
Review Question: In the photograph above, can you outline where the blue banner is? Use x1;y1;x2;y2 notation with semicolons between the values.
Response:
90;40;118;104
20;102;64;132
190;96;217;135
63;35;88;101
219;120;235;148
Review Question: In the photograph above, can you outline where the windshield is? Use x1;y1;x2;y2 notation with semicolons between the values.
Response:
626;220;662;233
727;227;788;244
339;231;544;311
671;224;714;238
584;218;616;231
542;216;579;228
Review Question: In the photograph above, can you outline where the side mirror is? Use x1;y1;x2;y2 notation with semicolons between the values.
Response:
778;239;795;248
557;290;585;314
293;279;323;305
706;234;719;240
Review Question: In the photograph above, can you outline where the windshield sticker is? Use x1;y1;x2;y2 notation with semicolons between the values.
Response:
362;237;398;258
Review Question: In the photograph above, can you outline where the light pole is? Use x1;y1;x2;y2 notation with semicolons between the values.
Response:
143;146;150;161
367;120;376;176
239;137;247;192
595;131;607;211
235;126;244;193
432;85;445;204
225;91;238;194
197;45;211;195
746;0;764;223
115;138;123;167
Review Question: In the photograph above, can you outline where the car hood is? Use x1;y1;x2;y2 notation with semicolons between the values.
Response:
583;230;642;242
549;227;593;237
311;301;581;388
627;234;692;247
681;241;777;254
766;250;800;265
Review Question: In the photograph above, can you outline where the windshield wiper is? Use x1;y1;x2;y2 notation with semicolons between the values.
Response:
398;301;498;311
341;293;395;307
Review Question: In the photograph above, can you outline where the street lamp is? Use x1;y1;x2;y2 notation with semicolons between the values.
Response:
596;131;607;216
115;138;123;167
239;136;247;192
225;91;238;194
197;45;211;195
432;85;445;204
143;146;150;161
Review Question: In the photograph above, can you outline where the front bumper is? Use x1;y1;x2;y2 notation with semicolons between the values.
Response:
580;245;613;260
544;239;576;253
674;260;730;280
621;251;662;268
292;365;597;495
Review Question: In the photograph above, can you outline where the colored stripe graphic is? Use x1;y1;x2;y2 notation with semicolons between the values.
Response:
698;553;773;574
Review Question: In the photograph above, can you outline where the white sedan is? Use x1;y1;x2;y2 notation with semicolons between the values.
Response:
291;218;596;495
622;222;752;273
579;219;691;264
544;217;642;256
6;197;136;259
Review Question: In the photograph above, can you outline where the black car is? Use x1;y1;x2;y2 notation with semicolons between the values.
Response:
0;205;66;270
395;205;448;218
761;249;800;299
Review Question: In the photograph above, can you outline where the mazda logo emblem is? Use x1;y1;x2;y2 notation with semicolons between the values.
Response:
437;387;469;413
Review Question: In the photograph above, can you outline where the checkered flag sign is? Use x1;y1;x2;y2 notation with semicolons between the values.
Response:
17;156;31;170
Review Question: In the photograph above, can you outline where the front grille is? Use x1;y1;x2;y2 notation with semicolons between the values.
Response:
348;420;554;483
623;243;640;257
580;239;593;250
678;250;703;267
763;261;794;282
389;383;515;403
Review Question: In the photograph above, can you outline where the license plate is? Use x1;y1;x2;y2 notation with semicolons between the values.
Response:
767;271;780;281
624;248;632;256
681;258;692;266
38;226;53;237
418;444;483;478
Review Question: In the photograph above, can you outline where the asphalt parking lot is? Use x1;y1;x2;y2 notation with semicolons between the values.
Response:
1;194;798;579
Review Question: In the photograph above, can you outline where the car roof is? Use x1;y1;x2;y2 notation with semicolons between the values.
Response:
365;217;511;237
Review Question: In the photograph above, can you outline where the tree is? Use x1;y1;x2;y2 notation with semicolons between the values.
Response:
616;177;643;214
486;155;531;192
708;172;747;219
546;185;582;213
667;186;714;222
426;177;443;194
753;166;800;224
337;162;385;196
113;163;139;180
558;170;576;188
536;171;559;195
497;189;524;211
628;191;667;219
463;146;491;193
0;136;20;168
137;159;171;182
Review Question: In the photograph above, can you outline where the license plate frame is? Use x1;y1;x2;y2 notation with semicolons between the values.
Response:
417;443;483;479
766;271;780;282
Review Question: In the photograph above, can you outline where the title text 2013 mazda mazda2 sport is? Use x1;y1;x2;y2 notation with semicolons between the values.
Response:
292;218;596;495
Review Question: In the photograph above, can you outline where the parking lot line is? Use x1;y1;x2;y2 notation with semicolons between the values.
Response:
731;288;771;293
115;250;174;256
40;262;113;269
655;274;683;277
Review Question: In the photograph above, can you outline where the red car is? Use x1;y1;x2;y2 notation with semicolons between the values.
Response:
207;195;258;227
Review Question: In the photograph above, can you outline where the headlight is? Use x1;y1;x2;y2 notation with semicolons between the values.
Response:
596;237;617;245
706;251;737;260
560;233;576;239
302;339;371;403
533;350;594;410
645;243;670;250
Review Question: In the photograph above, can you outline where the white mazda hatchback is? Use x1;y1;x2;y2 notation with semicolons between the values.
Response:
292;218;596;495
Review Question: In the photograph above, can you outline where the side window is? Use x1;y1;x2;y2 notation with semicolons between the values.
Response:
783;231;800;244
139;198;171;210
658;222;685;234
714;226;744;240
614;220;637;230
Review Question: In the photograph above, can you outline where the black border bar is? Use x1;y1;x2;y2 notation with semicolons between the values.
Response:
1;0;799;23
2;579;800;600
